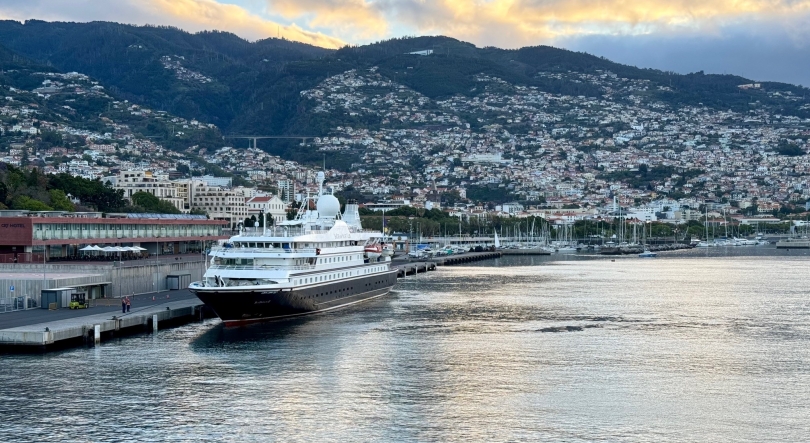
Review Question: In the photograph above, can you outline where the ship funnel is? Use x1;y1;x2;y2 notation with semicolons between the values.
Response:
343;199;362;229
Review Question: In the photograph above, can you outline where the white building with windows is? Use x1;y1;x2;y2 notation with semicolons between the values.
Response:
106;170;185;212
246;195;288;225
189;182;248;228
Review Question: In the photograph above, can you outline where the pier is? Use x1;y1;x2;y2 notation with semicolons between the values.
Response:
599;243;692;255
501;248;551;256
0;251;503;352
0;289;206;351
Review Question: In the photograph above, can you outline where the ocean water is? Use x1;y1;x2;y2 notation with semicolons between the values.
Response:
2;250;810;442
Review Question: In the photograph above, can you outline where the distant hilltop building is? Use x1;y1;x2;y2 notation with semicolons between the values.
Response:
199;175;232;188
277;179;296;204
738;83;761;90
408;50;433;56
461;153;508;164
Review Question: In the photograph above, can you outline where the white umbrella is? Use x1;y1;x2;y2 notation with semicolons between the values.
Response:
120;247;135;252
132;246;147;251
79;245;97;251
101;246;120;253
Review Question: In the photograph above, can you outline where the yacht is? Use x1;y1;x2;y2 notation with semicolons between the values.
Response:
189;173;397;325
775;237;810;249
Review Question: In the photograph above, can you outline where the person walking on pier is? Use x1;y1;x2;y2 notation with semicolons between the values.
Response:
126;296;131;313
121;297;126;314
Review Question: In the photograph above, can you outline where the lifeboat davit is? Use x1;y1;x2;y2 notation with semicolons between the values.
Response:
381;244;394;257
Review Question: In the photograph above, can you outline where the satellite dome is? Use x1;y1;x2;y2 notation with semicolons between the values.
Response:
317;194;340;218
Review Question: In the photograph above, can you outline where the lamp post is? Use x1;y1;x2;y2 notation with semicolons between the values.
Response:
41;244;46;310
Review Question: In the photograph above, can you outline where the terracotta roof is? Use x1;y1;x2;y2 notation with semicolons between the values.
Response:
246;196;272;203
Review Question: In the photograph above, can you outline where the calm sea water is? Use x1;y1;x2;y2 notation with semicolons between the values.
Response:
2;248;810;442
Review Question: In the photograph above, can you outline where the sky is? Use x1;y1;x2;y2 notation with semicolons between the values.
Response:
1;0;809;86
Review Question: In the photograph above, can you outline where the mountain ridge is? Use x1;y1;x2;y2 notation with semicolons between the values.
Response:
1;20;807;152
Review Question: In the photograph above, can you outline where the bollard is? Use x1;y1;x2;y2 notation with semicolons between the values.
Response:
94;324;101;345
152;314;158;332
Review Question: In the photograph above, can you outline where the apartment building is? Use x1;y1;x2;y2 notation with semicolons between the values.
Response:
106;171;186;212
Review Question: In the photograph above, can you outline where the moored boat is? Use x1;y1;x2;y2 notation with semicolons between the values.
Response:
189;173;397;325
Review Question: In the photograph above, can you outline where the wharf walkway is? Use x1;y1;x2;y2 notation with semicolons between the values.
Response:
391;251;503;276
0;289;204;350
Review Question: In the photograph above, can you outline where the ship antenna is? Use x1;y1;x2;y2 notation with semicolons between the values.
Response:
317;171;325;196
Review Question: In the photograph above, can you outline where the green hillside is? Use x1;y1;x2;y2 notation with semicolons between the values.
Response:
2;20;808;151
0;20;331;130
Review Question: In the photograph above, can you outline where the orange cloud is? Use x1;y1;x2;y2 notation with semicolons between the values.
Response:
267;0;389;39
2;0;809;50
146;0;346;48
298;0;810;47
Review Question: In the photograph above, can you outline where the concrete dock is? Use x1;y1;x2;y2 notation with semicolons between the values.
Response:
0;251;502;351
0;290;205;351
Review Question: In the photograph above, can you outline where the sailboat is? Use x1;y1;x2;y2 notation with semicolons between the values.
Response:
556;224;578;253
638;222;657;257
494;230;501;249
695;205;713;248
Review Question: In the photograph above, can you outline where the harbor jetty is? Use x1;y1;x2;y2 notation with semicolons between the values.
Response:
501;248;551;256
599;243;692;255
0;251;501;352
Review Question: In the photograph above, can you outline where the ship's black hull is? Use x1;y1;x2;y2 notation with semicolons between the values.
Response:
191;270;398;325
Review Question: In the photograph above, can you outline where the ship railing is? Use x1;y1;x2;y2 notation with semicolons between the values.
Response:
235;227;329;237
208;264;316;271
210;246;319;254
235;227;381;237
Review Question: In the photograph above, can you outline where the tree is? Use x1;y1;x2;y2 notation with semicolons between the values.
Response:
130;191;180;214
20;147;29;167
40;130;63;146
12;195;52;211
48;189;75;211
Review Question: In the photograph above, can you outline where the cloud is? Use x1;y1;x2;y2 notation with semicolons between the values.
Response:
0;0;346;48
349;0;810;47
1;0;809;83
267;0;389;39
559;23;810;86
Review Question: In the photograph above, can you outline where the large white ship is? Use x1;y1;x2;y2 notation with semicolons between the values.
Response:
189;173;397;325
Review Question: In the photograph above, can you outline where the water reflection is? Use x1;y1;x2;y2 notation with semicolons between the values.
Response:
2;252;810;441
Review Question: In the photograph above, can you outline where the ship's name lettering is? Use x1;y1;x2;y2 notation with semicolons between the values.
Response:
333;233;351;239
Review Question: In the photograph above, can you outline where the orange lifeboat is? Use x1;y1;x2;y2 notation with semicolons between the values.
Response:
364;243;382;259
